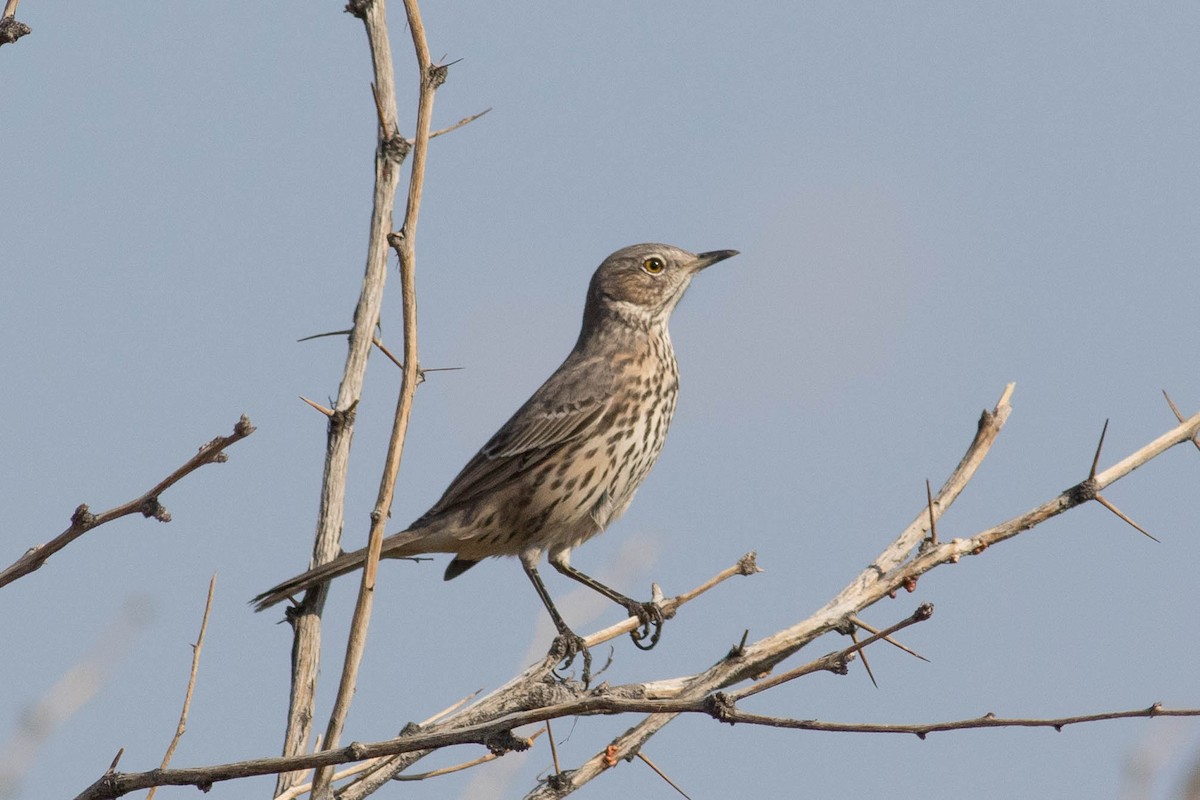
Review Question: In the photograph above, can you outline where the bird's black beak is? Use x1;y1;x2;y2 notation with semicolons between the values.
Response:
690;249;739;272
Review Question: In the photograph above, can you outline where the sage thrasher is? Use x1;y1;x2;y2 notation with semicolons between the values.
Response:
253;243;738;679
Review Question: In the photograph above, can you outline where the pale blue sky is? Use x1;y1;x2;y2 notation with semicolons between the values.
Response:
4;3;1200;799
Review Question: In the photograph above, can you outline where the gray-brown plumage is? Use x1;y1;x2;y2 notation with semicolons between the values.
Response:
253;243;737;676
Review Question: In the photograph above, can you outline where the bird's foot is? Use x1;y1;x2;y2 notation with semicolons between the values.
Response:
549;632;593;686
623;599;665;651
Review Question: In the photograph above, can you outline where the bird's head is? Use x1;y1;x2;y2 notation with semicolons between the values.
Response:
582;243;738;333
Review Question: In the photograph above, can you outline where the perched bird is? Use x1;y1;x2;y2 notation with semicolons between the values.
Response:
253;243;738;679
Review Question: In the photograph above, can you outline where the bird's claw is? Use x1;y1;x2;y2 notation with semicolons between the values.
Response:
549;632;593;686
625;600;665;651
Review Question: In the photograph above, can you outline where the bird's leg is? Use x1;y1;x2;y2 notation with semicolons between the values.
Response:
547;554;664;651
522;561;592;684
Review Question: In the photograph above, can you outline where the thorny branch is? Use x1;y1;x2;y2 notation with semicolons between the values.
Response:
524;387;1200;798
71;696;1200;799
66;387;1200;799
309;0;439;796
272;0;411;790
71;381;1200;799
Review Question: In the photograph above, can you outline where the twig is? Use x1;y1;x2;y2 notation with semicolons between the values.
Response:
729;604;934;703
0;417;254;589
578;552;760;650
430;107;491;138
710;702;1186;737
394;728;544;781
146;575;216;800
280;731;544;795
424;690;483;725
546;720;561;776
635;751;692;799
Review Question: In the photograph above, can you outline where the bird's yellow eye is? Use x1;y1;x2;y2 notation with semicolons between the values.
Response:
642;257;665;274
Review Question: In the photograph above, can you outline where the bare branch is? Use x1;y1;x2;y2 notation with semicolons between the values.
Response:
394;728;543;781
0;417;254;589
429;107;491;139
545;721;561;777
729;604;933;703
146;575;216;800
71;697;1200;799
711;702;1189;737
575;552;760;652
273;0;409;788
309;0;439;795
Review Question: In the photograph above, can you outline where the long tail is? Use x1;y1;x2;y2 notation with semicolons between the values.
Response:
251;531;425;612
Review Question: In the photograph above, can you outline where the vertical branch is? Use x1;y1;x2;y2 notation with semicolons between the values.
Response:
274;1;403;795
146;575;216;800
308;0;438;797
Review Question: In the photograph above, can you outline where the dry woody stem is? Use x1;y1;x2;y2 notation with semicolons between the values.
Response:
146;575;217;800
0;417;253;590
308;0;437;794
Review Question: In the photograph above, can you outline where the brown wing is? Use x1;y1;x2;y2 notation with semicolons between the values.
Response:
419;353;614;518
